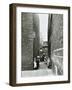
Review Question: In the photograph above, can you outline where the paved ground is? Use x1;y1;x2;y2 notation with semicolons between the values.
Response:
21;62;54;77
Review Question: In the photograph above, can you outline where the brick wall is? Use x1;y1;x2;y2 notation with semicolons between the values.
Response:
33;14;40;57
48;14;63;74
48;14;63;55
21;13;40;70
21;13;34;70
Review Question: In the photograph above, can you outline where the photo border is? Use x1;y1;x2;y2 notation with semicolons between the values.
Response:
9;3;70;86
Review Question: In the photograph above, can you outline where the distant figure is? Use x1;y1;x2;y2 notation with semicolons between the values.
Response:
36;56;40;68
33;58;37;69
44;56;47;64
33;56;40;70
40;53;45;62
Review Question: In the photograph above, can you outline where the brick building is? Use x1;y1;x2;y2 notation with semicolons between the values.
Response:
48;14;63;74
21;13;40;71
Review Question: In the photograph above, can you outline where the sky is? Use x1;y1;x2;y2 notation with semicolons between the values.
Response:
38;14;48;45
